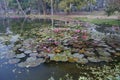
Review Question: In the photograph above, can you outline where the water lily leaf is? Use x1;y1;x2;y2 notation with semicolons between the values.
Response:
8;59;20;64
79;48;85;54
77;58;88;64
18;58;45;68
68;57;79;62
16;53;26;58
114;53;120;56
51;54;68;62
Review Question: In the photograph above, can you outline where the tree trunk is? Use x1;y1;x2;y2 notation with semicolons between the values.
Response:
37;0;42;14
41;0;47;15
54;0;59;14
16;0;26;16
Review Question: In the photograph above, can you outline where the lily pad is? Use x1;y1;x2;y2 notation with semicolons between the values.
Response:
84;51;95;57
99;57;112;62
24;50;32;54
73;53;84;59
26;57;37;62
114;53;120;56
116;48;120;51
77;58;88;64
48;54;55;58
37;53;47;57
106;48;116;53
98;51;111;57
16;53;26;58
51;54;68;62
8;59;20;64
68;57;79;62
18;48;24;52
87;57;101;62
18;58;45;68
29;53;38;57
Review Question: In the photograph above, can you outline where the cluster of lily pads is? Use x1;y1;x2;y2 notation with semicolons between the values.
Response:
22;27;88;41
0;25;120;80
1;27;120;68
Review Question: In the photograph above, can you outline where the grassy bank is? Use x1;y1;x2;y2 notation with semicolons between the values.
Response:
76;17;120;26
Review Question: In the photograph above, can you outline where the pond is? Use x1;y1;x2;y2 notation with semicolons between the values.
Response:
0;18;120;80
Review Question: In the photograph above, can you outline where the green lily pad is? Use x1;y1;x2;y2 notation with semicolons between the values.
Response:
50;54;68;62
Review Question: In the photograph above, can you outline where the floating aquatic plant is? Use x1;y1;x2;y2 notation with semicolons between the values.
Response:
51;54;68;62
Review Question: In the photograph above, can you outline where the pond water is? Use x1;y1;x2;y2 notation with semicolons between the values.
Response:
0;18;120;80
0;18;81;80
0;59;84;80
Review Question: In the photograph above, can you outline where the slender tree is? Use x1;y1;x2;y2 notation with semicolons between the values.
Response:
16;0;26;15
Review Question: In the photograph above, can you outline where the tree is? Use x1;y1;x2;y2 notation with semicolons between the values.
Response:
86;0;96;12
7;0;97;15
58;0;96;14
41;0;47;15
8;0;46;14
8;0;30;10
106;0;120;16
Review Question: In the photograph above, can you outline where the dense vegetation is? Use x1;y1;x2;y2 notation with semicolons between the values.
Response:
0;0;119;15
106;0;120;16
